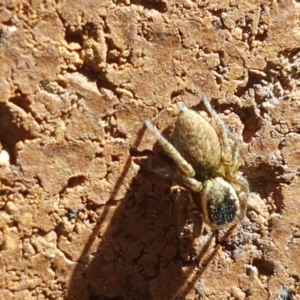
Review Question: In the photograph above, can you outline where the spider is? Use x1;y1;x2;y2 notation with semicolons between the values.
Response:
144;97;249;233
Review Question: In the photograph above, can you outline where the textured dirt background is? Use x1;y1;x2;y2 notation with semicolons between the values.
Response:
0;0;300;299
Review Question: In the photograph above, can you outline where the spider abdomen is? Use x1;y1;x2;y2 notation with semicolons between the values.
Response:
173;107;221;177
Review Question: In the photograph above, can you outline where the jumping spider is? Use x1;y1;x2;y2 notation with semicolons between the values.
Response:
145;97;249;233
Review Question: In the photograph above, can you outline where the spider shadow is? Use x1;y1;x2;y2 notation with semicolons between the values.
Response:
66;124;223;300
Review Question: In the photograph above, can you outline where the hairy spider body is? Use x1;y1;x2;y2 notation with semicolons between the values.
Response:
145;98;249;232
173;105;221;178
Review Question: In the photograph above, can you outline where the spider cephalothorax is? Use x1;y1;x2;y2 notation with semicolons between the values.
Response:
145;97;249;233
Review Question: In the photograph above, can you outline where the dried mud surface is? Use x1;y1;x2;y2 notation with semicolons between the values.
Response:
0;0;300;299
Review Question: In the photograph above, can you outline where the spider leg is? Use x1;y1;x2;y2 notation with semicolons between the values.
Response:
188;208;203;238
144;165;202;192
145;120;196;177
173;173;202;192
228;131;242;171
202;97;232;163
235;189;248;223
235;173;249;217
227;131;249;216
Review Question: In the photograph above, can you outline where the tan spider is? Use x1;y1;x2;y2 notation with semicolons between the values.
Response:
145;97;249;233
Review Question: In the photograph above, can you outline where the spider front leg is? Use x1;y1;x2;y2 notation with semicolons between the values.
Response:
228;132;242;169
227;132;249;218
144;120;202;192
202;97;243;174
145;120;195;177
202;97;232;164
168;170;203;192
234;173;249;219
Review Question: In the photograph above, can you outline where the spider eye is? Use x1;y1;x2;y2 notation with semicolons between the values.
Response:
208;193;236;225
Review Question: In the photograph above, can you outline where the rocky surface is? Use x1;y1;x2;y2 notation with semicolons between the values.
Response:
0;0;300;299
